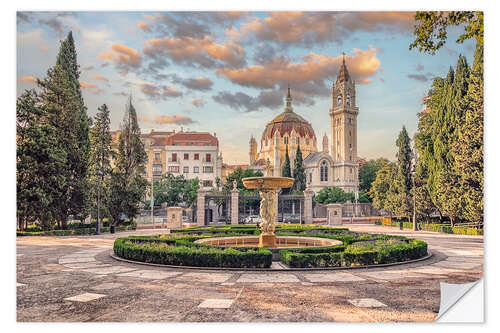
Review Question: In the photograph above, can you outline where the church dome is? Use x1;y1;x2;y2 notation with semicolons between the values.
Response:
261;88;317;141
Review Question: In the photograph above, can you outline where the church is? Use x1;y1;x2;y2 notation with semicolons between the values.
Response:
248;55;360;193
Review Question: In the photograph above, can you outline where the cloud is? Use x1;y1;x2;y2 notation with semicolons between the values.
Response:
212;90;283;112
98;44;142;75
238;12;414;47
415;63;424;71
137;21;151;32
142;12;246;39
113;91;129;97
143;36;246;70
79;80;103;94
191;98;205;108
92;74;109;82
40;45;47;51
19;76;37;83
138;82;183;100
407;72;435;82
83;65;95;71
216;47;381;95
138;114;196;125
178;77;213;91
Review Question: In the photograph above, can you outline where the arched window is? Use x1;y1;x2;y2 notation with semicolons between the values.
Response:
337;95;342;105
346;94;350;106
296;137;299;145
320;161;328;182
284;136;288;145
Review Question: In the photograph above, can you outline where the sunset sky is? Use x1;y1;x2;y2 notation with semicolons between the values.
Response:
16;11;476;164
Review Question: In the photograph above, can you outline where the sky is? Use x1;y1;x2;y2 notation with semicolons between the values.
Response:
16;11;476;164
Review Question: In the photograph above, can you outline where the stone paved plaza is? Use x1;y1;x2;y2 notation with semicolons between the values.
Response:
16;225;483;322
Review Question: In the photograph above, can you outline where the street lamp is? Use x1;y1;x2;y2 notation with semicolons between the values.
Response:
410;140;418;231
96;169;103;235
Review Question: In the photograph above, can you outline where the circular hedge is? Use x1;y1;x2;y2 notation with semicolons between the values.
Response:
113;225;428;269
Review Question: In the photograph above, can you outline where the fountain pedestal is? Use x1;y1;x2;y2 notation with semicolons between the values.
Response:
242;176;294;248
259;234;277;247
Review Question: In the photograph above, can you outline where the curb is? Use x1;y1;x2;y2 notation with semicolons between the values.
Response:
109;250;433;272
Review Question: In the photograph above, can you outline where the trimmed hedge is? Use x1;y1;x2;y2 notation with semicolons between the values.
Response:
113;236;272;268
280;239;428;268
375;220;483;236
17;225;136;236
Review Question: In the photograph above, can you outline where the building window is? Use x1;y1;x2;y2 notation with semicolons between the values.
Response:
346;94;350;106
309;173;312;183
350;168;353;174
171;153;177;162
183;166;189;173
306;139;310;145
184;153;189;160
154;152;160;161
284;137;288;145
296;138;299;145
320;161;328;182
194;153;199;160
168;166;179;173
202;180;213;187
152;164;162;177
205;154;211;162
193;166;199;173
203;166;213;173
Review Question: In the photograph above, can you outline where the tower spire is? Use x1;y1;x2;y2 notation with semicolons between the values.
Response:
336;52;350;84
285;84;293;112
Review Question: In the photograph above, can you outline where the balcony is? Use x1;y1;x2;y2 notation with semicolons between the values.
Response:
202;158;213;164
168;158;180;163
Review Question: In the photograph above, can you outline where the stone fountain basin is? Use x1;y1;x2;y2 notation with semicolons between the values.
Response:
195;236;342;260
242;176;294;189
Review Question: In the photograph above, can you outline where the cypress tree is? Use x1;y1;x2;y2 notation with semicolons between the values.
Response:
89;104;113;220
38;31;91;227
282;144;291;177
292;144;306;192
390;126;412;220
108;97;148;226
451;43;483;223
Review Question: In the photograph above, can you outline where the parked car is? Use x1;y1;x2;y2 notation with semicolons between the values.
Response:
244;215;263;224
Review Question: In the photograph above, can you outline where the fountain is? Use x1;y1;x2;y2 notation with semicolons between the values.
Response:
242;159;294;247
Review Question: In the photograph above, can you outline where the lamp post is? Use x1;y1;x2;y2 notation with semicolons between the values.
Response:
151;175;155;229
96;169;103;235
410;140;418;231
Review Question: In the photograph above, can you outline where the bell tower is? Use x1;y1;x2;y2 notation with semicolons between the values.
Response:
329;53;359;192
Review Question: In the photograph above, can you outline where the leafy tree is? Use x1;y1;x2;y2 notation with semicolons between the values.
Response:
223;167;263;195
369;163;396;212
358;158;389;193
108;98;148;226
151;173;199;207
291;144;306;192
315;186;350;204
410;11;483;54
89;104;113;221
16;90;67;230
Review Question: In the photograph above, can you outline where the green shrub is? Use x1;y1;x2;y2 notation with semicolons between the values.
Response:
114;236;272;268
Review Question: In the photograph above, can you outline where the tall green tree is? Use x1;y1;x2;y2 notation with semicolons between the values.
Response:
89;104;113;220
108;98;148;226
410;11;483;54
37;31;91;227
451;44;484;224
223;167;263;195
388;126;413;219
358;158;389;193
282;145;292;177
16;90;67;230
369;163;396;211
292;144;306;192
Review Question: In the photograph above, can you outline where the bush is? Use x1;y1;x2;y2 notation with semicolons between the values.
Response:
114;236;272;268
16;224;136;236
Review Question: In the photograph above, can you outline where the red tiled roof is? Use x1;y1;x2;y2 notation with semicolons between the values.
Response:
165;132;218;146
261;110;316;141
